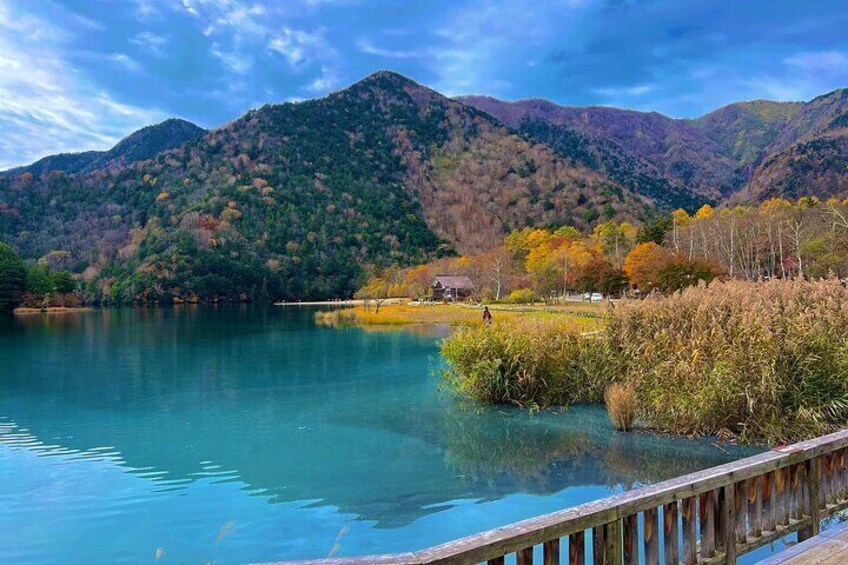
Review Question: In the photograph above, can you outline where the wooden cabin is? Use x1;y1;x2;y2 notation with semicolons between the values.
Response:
431;275;474;301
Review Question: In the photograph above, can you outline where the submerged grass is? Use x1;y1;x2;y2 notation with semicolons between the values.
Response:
441;279;848;443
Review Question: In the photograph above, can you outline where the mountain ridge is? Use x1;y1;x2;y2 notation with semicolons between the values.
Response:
459;88;848;204
0;118;206;177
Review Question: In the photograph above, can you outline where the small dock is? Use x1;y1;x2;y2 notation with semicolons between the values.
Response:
757;520;848;564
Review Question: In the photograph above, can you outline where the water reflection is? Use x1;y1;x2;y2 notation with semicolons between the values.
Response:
0;307;761;561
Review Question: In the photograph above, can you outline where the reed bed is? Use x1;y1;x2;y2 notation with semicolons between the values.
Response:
441;279;848;443
440;319;618;408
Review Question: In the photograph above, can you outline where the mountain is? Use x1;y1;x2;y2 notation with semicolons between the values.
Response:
0;71;650;303
459;96;710;211
0;118;206;177
741;89;848;201
461;90;848;205
459;96;742;201
691;100;802;168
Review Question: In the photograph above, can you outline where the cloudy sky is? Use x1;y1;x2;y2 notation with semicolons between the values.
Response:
1;0;848;170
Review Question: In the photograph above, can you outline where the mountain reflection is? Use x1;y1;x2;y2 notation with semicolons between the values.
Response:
0;307;760;530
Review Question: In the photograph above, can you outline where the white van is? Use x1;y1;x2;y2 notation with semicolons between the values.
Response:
590;292;603;303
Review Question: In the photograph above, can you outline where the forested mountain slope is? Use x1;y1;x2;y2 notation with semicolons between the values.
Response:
0;119;206;177
0;71;649;303
461;90;848;205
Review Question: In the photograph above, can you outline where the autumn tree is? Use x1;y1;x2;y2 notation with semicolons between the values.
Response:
623;242;672;292
574;258;628;296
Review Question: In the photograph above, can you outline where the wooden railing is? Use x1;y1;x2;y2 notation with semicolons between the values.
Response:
280;429;848;565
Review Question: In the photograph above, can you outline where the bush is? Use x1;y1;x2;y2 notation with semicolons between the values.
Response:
505;288;534;304
605;383;637;431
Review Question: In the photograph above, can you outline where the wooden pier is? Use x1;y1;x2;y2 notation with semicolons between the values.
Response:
276;429;848;565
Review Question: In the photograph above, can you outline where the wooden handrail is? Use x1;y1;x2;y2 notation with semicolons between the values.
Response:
271;429;848;565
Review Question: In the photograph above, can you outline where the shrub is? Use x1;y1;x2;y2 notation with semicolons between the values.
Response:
605;383;637;431
505;288;534;304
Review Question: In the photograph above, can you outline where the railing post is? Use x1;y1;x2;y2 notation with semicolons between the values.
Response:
789;463;801;521
774;467;788;527
605;520;623;565
762;471;775;532
568;531;585;565
722;484;737;564
798;457;821;541
645;508;659;565
699;490;716;560
623;514;638;565
593;526;606;563
681;497;697;565
663;502;679;565
543;539;560;565
734;481;747;544
748;476;762;538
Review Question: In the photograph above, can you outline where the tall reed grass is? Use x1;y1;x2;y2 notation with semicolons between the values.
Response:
605;383;637;431
441;279;848;443
440;319;619;408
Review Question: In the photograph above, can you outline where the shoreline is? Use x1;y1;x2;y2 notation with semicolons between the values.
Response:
13;306;94;315
274;298;406;307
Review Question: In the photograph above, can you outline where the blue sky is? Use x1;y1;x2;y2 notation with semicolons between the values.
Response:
2;0;848;170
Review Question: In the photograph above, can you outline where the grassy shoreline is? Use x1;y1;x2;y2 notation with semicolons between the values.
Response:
314;301;607;331
13;306;94;315
440;279;848;444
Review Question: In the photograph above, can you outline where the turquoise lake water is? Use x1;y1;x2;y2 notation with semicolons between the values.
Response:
0;307;768;563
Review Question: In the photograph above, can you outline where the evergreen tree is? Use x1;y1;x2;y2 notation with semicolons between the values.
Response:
0;242;26;312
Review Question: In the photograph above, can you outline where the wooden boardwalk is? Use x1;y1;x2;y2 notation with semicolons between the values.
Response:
273;429;848;565
757;520;848;564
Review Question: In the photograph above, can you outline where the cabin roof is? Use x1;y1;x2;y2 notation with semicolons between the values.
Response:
432;275;474;289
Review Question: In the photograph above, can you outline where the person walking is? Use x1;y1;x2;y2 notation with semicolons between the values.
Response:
482;306;493;325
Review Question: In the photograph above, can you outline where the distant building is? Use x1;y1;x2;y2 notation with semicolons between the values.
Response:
431;275;474;301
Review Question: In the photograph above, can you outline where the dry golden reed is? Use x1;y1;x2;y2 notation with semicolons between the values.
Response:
442;279;848;443
605;383;637;431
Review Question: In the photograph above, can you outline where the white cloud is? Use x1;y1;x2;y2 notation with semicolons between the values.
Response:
211;43;254;74
130;31;168;56
305;65;341;93
784;50;848;75
0;2;165;170
268;27;335;69
356;39;424;60
109;53;144;72
133;0;162;21
592;84;656;97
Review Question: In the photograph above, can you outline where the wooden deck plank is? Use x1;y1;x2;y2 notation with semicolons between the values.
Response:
756;521;848;564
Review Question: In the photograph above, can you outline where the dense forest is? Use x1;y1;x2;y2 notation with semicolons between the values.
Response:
360;197;848;303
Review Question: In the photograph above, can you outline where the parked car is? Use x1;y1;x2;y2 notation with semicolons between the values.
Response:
583;292;591;301
590;292;603;303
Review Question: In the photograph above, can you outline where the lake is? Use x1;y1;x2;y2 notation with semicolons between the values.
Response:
0;306;764;563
